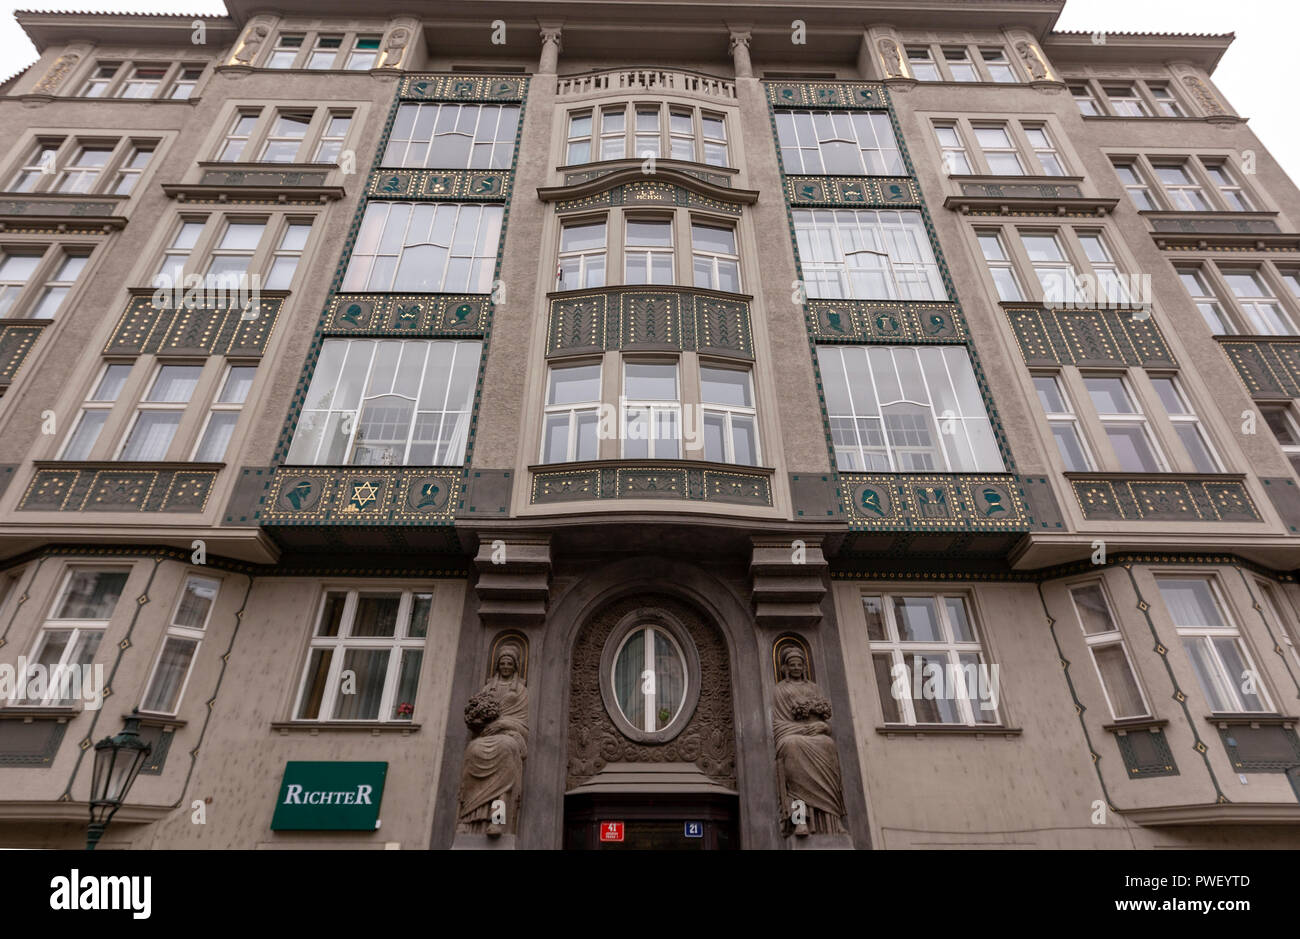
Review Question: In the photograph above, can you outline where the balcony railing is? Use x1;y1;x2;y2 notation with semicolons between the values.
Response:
557;67;735;100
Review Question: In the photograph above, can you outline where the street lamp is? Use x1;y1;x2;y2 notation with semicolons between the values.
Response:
86;712;152;851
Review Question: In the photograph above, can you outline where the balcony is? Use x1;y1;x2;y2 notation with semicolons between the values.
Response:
557;67;735;101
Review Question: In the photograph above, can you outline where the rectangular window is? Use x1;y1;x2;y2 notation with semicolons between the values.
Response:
865;593;999;726
1020;232;1076;302
59;363;131;460
287;339;481;466
168;66;204;99
263;221;311;290
258;111;312;163
624;218;674;285
140;575;219;714
0;246;91;319
294;589;431;722
981;48;1017;83
566;111;592;164
1105;85;1150;117
346;36;382;70
943;47;977;82
794;209;946;301
111;144;155;195
977;231;1024;302
266;34;303;69
691;223;739;292
27;251;88;319
634;107;661;158
204;220;266;286
1150;375;1220;473
384;103;519;170
622;361;680;459
192;365;256;461
1077;232;1132;306
700;366;757;465
543;363;601;463
0;251;40;316
117;364;202;461
817;345;1004;472
1261;405;1300;476
973;124;1024;175
1153;162;1210;211
1157;577;1271;713
1034;375;1093;471
1070;84;1101;116
307;35;343;70
80;63;120;97
701;113;728;167
599;106;627;160
776;110;905;176
342;202;503;294
1083;374;1164;472
558;220;606;290
1024;125;1065;175
16;569;129;706
933;122;971;176
1202;161;1253;211
1222;269;1293;335
1177;267;1231;334
312;113;352;164
1256;580;1300;670
1112;161;1159;211
8;141;60;192
1147;84;1185;117
1070;583;1150;720
669;108;695;162
119;64;167;98
154;219;205;287
217;110;259;162
906;47;940;82
55;146;113;194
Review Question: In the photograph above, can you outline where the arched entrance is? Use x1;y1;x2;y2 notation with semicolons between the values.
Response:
563;593;739;849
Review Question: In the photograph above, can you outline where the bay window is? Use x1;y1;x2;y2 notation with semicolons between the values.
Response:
383;103;519;170
16;569;128;707
624;218;674;285
564;104;731;167
558;220;607;290
140;575;219;715
794;209;945;300
701;366;757;464
622;361;680;458
775;110;905;176
691;223;739;292
343;202;502;294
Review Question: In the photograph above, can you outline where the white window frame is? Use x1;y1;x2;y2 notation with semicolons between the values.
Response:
1069;581;1152;720
58;362;132;460
1082;372;1168;473
1148;373;1222;473
557;219;607;290
382;102;519;170
139;574;220;715
699;365;759;465
190;363;257;462
1033;373;1095;472
621;360;681;459
542;362;603;463
793;208;946;301
690;221;740;293
341;201;503;294
115;362;204;461
777;110;905;176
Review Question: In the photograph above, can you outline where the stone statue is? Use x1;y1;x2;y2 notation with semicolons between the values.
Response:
456;641;528;836
377;28;410;70
230;23;269;66
1015;41;1048;81
878;38;906;79
772;645;846;836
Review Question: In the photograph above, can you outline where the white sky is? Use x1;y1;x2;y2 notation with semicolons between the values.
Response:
0;0;1296;178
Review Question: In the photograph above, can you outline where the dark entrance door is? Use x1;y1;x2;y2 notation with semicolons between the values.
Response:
564;792;739;850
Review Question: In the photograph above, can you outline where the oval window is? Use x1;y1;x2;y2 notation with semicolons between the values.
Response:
611;624;687;733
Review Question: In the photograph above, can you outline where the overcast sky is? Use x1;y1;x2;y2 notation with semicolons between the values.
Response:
0;0;1295;177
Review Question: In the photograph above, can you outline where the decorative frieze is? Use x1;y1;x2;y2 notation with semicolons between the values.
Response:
197;168;330;188
0;198;123;218
325;293;488;336
17;464;220;513
530;462;773;507
1005;306;1175;368
805;300;965;344
840;473;1031;531
555;180;742;215
399;74;527;102
562;164;732;188
104;294;283;357
1219;338;1300;398
1147;214;1280;235
547;287;752;359
0;321;47;385
959;181;1083;199
784;175;919;208
765;81;886;110
1068;475;1261;522
258;468;460;524
366;168;512;201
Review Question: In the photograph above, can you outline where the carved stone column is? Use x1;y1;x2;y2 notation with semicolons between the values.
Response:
538;25;563;74
729;29;753;79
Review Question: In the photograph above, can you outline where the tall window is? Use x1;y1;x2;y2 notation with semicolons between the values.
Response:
565;105;730;167
205;220;266;286
1157;577;1272;713
383;103;519;170
119;64;167;98
140;575;219;714
981;49;1017;83
295;589;431;722
154;220;204;286
60;363;131;460
1070;583;1150;720
313;114;352;164
557;220;606;290
1083;375;1164;472
598;106;626;160
622;362;680;459
1020;232;1076;303
906;47;940;81
865;593;999;726
977;231;1023;301
1147;84;1185;117
0;246;92;319
1203;162;1252;211
612;623;687;733
972;124;1023;175
933;123;971;175
1024;126;1064;175
634;107;660;158
193;365;256;461
690;223;740;292
1176;267;1231;334
566;111;593;164
775;111;905;176
817;345;1004;472
624;219;674;285
1222;270;1292;335
700;366;757;464
669;108;695;161
265;35;303;68
1112;161;1158;210
342;202;503;294
117;364;202;461
287;339;481;466
794;209;945;300
702;113;728;167
258;112;312;163
1034;375;1093;471
264;222;311;290
1149;376;1219;473
18;569;129;706
542;363;601;463
1070;84;1101;116
55;146;113;194
1077;232;1132;305
111;144;155;195
27;252;88;319
307;35;344;69
943;48;977;82
217;111;259;161
1261;405;1300;476
1153;162;1210;211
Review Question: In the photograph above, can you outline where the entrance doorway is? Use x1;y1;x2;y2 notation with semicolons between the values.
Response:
564;791;738;850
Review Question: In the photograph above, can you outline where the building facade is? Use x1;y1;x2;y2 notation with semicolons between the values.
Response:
0;0;1298;850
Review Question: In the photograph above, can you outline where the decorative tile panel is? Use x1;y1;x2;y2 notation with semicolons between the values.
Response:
546;287;752;359
258;468;460;524
805;300;965;343
784;176;919;208
198;169;330;187
958;181;1084;199
530;462;772;507
1149;216;1281;235
1005;307;1176;368
1215;724;1300;773
0;322;46;385
399;74;526;102
765;81;886;109
17;465;218;513
0;199;121;218
1069;476;1261;522
840;473;1031;531
555;181;742;215
1114;727;1179;778
104;295;283;357
366;168;512;201
324;294;488;336
1219;339;1300;398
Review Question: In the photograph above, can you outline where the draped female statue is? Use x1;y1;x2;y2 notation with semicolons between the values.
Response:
457;641;528;836
772;645;846;836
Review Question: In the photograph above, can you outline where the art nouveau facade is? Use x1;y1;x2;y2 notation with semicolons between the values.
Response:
0;0;1298;850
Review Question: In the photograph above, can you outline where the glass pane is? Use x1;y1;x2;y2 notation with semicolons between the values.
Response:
173;576;218;628
195;412;238;462
1071;584;1115;635
652;628;685;729
332;649;389;720
317;592;347;636
548;364;601;404
873;653;902;723
142;637;198;712
120;411;182;460
1212;637;1266;711
55;570;128;620
613;630;646;729
1051;423;1090;471
624;363;676;400
1033;376;1066;412
944;597;975;642
350;594;400;636
1105;425;1161;472
62;410;108;460
147;365;202;402
702;412;725;462
1093;644;1147;719
892;596;942;641
1084;377;1133;414
1182;637;1229;712
392;650;422;719
627;220;671;246
699;367;750;406
906;653;961;723
407;593;432;638
1157;578;1226;628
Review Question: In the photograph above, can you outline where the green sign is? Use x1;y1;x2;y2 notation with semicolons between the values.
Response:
270;761;388;831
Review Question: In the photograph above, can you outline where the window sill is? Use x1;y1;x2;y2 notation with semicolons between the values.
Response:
1063;471;1246;482
1101;717;1167;734
0;706;80;721
1204;713;1297;729
270;721;422;735
127;712;188;729
876;725;1021;738
34;460;226;471
1081;114;1243;124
